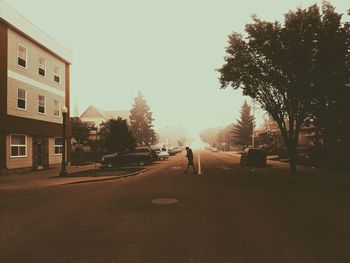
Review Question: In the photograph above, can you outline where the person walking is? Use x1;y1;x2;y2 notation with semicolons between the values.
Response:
185;147;196;174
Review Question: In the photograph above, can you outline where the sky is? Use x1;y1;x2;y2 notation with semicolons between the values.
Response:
4;0;350;146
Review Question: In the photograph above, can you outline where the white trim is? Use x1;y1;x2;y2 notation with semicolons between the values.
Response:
54;65;61;84
54;137;63;156
8;70;65;97
10;134;27;158
38;56;46;78
38;94;46;115
17;43;27;69
54;100;61;117
16;88;27;110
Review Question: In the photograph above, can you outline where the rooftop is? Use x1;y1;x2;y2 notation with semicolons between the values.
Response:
0;0;72;63
80;106;130;121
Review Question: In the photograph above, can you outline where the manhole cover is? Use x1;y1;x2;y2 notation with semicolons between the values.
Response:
152;198;178;205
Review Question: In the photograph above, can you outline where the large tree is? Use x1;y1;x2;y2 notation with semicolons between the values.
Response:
99;117;136;153
129;92;156;146
310;4;350;167
218;2;349;174
232;100;254;146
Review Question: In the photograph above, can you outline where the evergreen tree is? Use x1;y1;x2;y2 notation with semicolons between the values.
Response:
99;117;136;153
232;100;254;146
129;92;156;146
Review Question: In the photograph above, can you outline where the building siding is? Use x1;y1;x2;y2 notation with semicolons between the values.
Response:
7;28;66;124
7;28;66;93
49;137;62;165
7;77;64;124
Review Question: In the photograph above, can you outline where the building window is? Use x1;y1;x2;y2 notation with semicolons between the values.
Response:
17;88;26;110
10;134;27;157
38;57;46;77
38;95;46;114
54;100;60;117
54;66;60;83
54;138;63;155
18;45;27;68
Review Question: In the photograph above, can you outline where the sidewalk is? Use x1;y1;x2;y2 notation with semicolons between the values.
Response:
223;151;350;184
223;151;278;160
0;164;145;190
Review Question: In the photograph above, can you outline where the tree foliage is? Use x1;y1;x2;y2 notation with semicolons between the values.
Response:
218;2;349;174
70;118;91;151
233;100;254;146
129;92;157;146
99;117;136;153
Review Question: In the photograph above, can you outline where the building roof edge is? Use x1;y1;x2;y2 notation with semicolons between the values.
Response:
0;0;72;64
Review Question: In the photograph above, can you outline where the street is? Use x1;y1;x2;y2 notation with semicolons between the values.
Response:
1;151;350;263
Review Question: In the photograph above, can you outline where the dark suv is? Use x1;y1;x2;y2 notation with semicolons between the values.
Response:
101;147;153;167
240;148;267;166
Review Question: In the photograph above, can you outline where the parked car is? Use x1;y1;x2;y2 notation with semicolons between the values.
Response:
167;148;178;156
152;147;170;160
212;147;218;152
150;149;159;162
100;147;153;167
173;147;182;153
240;148;267;166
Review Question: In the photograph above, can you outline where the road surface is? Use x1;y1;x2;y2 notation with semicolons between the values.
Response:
1;151;350;262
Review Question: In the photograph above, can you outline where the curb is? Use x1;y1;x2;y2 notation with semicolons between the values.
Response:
62;168;150;186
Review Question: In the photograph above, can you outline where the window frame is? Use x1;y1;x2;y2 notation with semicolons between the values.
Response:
17;44;28;69
17;88;27;111
54;66;61;84
38;95;46;115
54;137;63;156
38;57;46;77
10;134;27;158
54;100;61;117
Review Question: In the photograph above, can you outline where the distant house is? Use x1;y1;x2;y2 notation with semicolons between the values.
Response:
80;105;130;127
255;119;314;148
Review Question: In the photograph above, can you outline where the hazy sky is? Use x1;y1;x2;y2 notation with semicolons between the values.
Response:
5;0;350;144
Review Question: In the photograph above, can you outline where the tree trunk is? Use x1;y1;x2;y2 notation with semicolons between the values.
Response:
287;141;297;175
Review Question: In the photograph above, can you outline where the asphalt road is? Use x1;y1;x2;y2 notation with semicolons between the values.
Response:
1;151;350;263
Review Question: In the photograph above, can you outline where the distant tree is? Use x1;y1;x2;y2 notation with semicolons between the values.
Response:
200;127;222;147
218;2;349;174
177;137;186;147
200;124;234;150
70;118;90;151
99;118;136;153
129;92;156;146
232;100;254;146
256;131;279;152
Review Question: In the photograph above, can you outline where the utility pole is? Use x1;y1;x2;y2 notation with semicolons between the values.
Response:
222;125;226;151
